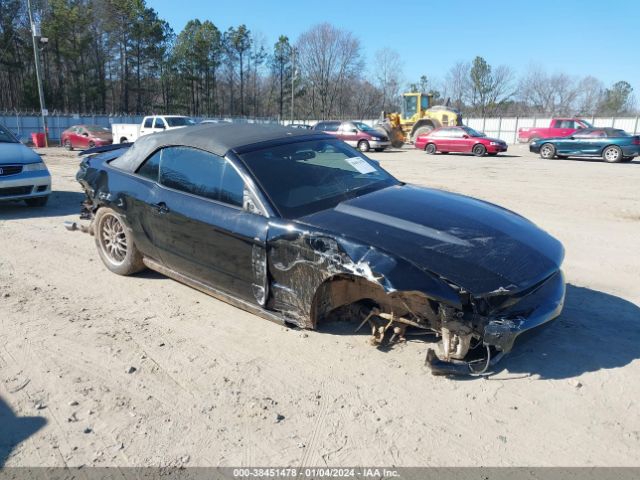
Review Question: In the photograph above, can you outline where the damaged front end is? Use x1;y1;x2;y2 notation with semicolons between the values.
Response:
266;222;565;377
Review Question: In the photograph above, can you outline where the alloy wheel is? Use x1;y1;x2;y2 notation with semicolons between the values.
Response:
98;214;127;265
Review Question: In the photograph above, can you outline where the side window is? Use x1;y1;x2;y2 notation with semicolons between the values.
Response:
339;122;356;133
159;147;244;207
136;149;162;181
143;117;153;128
219;163;244;207
326;123;340;132
154;118;166;129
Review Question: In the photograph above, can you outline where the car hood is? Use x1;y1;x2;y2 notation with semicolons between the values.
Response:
298;184;564;296
0;142;42;165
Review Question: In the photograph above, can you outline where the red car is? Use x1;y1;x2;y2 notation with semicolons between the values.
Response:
61;125;113;150
415;126;508;156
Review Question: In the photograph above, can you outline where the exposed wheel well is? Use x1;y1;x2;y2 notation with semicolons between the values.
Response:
310;274;389;328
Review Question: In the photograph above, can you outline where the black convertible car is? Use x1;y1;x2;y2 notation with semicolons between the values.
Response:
71;124;565;375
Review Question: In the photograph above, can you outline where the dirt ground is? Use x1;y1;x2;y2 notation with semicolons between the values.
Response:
1;144;639;467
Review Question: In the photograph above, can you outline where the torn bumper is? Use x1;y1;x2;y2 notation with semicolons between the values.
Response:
483;270;565;353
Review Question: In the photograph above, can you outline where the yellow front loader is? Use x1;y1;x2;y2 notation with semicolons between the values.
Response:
377;93;463;147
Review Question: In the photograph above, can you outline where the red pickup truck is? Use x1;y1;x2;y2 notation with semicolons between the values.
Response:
518;118;592;143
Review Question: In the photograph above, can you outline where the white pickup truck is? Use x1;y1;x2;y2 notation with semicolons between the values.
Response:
111;115;196;144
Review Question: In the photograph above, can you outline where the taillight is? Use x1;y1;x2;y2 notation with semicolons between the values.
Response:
633;136;640;145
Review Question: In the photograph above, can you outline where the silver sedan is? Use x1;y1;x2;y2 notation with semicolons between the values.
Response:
0;124;51;207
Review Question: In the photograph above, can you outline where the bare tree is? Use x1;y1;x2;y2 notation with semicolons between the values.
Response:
373;48;403;112
519;67;578;115
296;23;363;119
576;76;604;116
443;61;471;110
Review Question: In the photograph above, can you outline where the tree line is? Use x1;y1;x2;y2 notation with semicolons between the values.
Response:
1;0;636;119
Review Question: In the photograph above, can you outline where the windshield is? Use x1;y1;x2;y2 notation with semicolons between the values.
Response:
166;117;196;127
462;127;485;137
353;122;377;133
86;125;111;134
239;139;399;218
402;96;418;118
0;125;18;143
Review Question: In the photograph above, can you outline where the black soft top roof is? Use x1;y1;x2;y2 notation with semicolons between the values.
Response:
110;123;329;172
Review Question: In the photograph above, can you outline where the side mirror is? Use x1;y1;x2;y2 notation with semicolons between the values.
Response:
350;129;358;134
568;136;575;140
462;134;469;138
82;133;88;137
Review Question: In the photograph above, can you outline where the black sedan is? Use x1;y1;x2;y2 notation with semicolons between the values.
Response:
530;128;640;163
72;124;565;375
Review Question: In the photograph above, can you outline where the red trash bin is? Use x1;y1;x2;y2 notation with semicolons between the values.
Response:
31;132;46;148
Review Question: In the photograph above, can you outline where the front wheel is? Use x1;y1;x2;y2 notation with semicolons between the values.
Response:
602;145;623;163
540;143;556;159
94;207;145;276
472;144;486;157
357;140;370;152
424;143;437;155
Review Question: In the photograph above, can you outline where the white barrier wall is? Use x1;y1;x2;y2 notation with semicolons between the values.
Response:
3;113;639;144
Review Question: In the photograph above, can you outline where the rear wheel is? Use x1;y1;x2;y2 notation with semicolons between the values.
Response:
94;207;145;276
64;139;73;151
540;143;556;159
602;145;623;163
424;143;437;155
357;140;370;152
472;144;487;157
25;196;48;207
412;125;434;143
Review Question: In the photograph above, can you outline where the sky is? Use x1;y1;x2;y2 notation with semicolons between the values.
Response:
151;0;640;95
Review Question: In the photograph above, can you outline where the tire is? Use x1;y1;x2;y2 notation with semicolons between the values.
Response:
64;139;73;151
120;137;129;144
540;143;556;159
357;140;370;152
94;207;145;276
602;145;623;163
88;141;95;148
25;196;48;207
412;125;434;143
424;143;437;155
472;144;487;157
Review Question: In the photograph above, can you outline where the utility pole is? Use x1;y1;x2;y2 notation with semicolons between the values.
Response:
27;0;48;147
290;47;296;124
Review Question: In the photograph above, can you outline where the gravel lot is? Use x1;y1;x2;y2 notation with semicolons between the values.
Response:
1;143;639;467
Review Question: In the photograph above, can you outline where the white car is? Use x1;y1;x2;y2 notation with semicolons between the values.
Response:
112;115;196;144
0;124;51;207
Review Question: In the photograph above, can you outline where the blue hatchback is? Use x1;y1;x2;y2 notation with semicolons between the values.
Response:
0;124;51;207
530;128;640;163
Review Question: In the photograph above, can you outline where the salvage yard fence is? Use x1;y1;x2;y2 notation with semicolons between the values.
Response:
2;112;639;145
